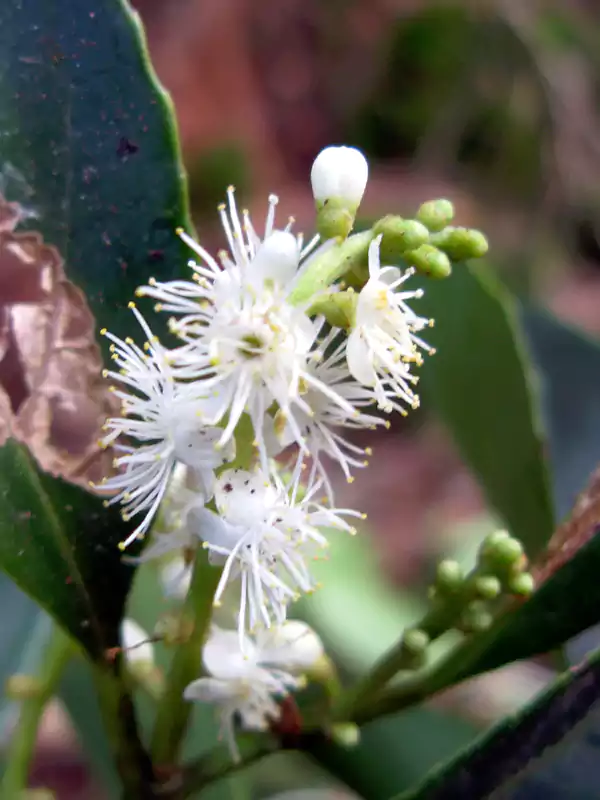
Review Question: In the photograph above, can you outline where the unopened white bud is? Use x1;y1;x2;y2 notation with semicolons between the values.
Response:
311;146;369;207
311;146;369;240
251;230;300;286
121;618;155;672
258;620;324;674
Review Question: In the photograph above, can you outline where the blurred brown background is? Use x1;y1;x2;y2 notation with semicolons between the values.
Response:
29;0;600;795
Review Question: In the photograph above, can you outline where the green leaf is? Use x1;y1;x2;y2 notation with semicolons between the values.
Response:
59;657;121;796
310;710;478;800
0;0;189;655
395;648;600;800
521;307;600;520
419;264;554;556
0;0;190;340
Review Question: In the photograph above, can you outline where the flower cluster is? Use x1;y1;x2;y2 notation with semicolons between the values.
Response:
97;146;434;758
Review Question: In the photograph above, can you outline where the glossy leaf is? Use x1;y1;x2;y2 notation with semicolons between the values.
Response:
520;307;600;522
419;264;555;557
59;657;121;796
395;648;600;800
0;0;189;655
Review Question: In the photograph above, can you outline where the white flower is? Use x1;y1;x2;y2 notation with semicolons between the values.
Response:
255;621;324;675
94;304;234;549
121;618;155;670
346;235;434;412
137;189;335;470
311;145;369;207
275;327;389;502
188;467;360;648
184;626;301;761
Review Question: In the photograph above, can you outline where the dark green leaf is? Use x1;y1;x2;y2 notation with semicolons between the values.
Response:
419;264;554;556
59;656;121;796
520;307;600;521
394;648;600;800
311;709;478;800
0;0;189;655
0;0;190;340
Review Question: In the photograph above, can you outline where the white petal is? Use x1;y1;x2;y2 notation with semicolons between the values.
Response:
257;621;324;673
346;330;377;386
311;146;368;205
203;628;257;679
183;677;237;703
187;506;242;550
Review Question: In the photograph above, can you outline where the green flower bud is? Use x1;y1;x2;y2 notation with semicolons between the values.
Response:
473;574;502;600
331;722;361;748
404;244;452;279
508;572;535;597
416;199;455;232
5;674;43;700
430;227;489;261
307;289;358;329
400;628;430;669
435;559;464;594
402;628;430;655
315;198;357;241
372;215;430;259
480;534;524;572
459;601;494;634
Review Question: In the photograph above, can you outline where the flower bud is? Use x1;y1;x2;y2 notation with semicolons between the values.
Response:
473;575;502;600
416;199;455;232
402;628;430;655
404;244;451;279
479;531;524;573
459;601;494;634
508;572;535;597
331;722;360;748
430;227;489;261
372;216;429;259
307;289;358;329
121;619;165;698
435;559;464;595
5;674;43;700
311;146;368;240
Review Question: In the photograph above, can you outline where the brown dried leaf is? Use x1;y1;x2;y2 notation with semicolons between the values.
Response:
0;192;116;490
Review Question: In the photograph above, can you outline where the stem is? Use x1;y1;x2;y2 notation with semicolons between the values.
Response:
1;626;73;796
289;231;373;305
93;660;159;799
151;549;219;765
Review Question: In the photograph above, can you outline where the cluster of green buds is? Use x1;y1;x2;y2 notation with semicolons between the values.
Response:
395;530;535;670
303;147;489;332
311;147;488;283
